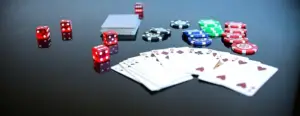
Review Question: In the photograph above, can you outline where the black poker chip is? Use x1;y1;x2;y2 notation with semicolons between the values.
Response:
142;31;168;42
170;20;190;29
149;27;171;36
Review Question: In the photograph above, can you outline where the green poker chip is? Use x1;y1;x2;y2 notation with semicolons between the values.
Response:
198;19;221;28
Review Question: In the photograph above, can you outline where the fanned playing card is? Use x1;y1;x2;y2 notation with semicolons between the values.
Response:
112;47;278;95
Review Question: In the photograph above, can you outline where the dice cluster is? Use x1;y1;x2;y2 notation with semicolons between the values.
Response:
36;2;144;73
35;19;73;48
92;30;119;73
134;2;144;19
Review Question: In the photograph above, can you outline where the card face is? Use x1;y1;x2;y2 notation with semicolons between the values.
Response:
225;61;278;96
168;47;194;74
151;48;190;76
111;64;140;83
120;58;163;91
118;60;162;91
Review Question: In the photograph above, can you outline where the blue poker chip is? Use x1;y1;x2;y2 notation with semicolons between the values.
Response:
186;33;209;38
182;29;208;38
183;29;201;35
187;37;212;46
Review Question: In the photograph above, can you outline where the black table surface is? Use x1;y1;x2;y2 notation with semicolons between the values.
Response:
1;0;300;116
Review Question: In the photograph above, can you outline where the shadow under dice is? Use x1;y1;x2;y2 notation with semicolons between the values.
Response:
93;60;111;73
62;32;73;40
108;44;119;55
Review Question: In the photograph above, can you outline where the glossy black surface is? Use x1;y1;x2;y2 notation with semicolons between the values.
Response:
1;0;300;115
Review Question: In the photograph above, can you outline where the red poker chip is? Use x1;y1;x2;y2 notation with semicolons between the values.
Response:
135;9;143;13
224;28;247;34
231;42;258;55
223;37;248;44
222;32;246;38
224;22;246;29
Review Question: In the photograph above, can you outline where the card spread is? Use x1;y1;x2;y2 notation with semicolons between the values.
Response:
111;47;278;96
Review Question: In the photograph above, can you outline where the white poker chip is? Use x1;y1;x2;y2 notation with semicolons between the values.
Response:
149;27;171;36
170;20;190;29
142;31;168;42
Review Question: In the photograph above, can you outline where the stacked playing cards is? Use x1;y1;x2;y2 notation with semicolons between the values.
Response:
112;47;278;96
101;14;141;35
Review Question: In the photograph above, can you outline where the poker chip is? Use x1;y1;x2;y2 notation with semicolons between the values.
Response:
222;33;246;38
198;19;221;28
187;37;212;47
224;28;247;34
187;33;209;38
149;27;171;36
142;31;168;42
223;37;249;44
170;20;190;29
134;2;143;9
231;42;258;55
225;21;247;29
182;29;209;38
202;27;223;33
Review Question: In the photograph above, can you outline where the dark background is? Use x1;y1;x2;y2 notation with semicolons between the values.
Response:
1;0;300;116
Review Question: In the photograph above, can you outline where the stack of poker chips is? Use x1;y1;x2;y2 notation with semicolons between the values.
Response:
101;30;119;55
142;27;171;42
221;21;258;55
60;19;73;41
198;19;224;38
36;26;51;48
221;21;248;46
134;2;144;19
182;29;212;47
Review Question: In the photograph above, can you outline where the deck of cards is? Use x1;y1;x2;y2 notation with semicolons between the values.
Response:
112;47;278;97
101;14;141;36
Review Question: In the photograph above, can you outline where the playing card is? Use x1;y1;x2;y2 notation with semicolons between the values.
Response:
151;48;190;75
118;60;161;91
111;64;141;83
223;60;278;96
187;48;213;75
124;56;193;91
167;47;194;74
112;47;279;95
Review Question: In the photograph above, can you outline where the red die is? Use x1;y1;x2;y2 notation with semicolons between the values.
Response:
36;26;50;39
102;30;118;46
60;19;72;33
92;45;110;63
134;2;143;9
